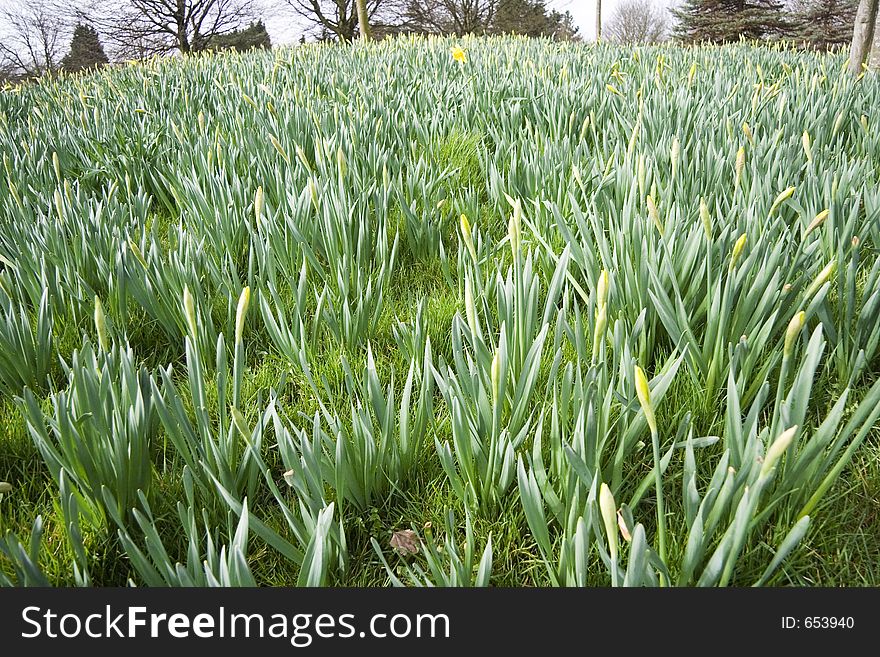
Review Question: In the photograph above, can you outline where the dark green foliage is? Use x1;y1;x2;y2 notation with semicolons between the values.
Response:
673;0;792;42
790;0;858;50
491;0;580;39
207;21;272;52
60;24;109;73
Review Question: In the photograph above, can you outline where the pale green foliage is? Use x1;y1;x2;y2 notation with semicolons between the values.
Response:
1;36;879;587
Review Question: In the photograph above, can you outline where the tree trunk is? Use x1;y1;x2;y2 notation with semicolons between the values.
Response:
596;0;602;42
356;0;372;41
871;9;880;69
849;0;879;74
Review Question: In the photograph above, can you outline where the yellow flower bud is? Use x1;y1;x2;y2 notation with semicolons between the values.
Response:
94;296;109;351
634;365;657;435
269;134;289;164
769;186;795;215
337;146;346;178
729;233;747;272
508;201;522;257
183;287;198;339
670;136;680;181
802;131;812;163
599;483;618;561
596;270;610;309
735;146;745;190
646;195;664;236
784;311;805;358
761;426;798;478
742;121;754;145
254;186;264;221
460;214;477;264
235;286;251;345
699;197;712;240
805;259;836;299
805;209;828;237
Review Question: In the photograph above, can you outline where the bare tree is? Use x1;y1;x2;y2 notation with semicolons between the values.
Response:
282;0;394;41
83;0;258;57
604;0;669;44
402;0;500;35
0;1;69;78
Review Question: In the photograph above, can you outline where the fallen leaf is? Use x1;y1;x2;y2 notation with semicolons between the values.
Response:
390;529;420;556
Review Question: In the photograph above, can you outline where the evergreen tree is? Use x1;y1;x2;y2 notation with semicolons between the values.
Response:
673;0;792;43
60;24;109;73
490;0;580;39
207;21;272;52
791;0;858;49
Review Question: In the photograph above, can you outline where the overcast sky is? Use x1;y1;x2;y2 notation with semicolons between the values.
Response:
261;1;675;44
0;0;675;50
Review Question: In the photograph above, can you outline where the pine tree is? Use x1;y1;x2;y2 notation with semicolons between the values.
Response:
207;22;272;52
673;0;792;43
490;0;580;39
60;24;109;73
791;0;858;50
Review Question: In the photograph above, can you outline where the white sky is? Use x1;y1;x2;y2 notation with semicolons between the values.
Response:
0;0;675;51
261;1;675;44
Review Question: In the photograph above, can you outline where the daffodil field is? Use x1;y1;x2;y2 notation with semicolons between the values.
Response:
1;36;879;587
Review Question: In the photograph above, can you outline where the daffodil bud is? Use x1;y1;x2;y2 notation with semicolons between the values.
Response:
735;146;745;189
459;213;477;264
599;483;618;561
183;287;198;339
742;121;754;145
635;365;657;435
699;196;712;240
784;311;805;358
769;187;796;216
52;151;61;182
831;110;844;137
295;143;310;171
646;195;663;236
804;259;836;299
254;186;264;221
617;510;632;542
670;136;680;181
802;131;812;163
508;201;522;257
805;209;828;237
198;111;205;133
235;286;251;345
596;270;610;309
729;233;747;272
94;296;109;351
761;426;798;478
337;146;346;178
